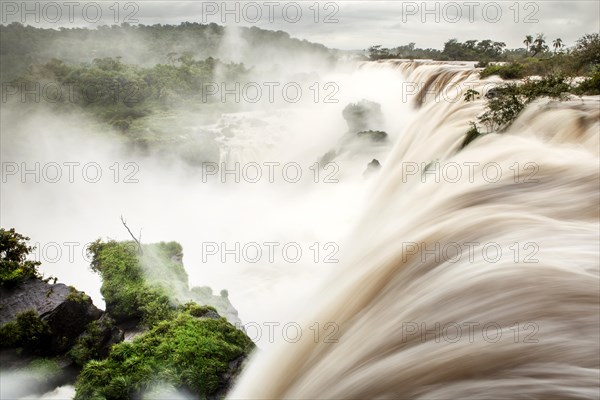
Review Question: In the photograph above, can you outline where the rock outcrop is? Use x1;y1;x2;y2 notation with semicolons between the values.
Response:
342;99;385;133
0;278;102;354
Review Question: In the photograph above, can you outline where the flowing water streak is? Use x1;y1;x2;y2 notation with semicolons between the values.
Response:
230;60;600;399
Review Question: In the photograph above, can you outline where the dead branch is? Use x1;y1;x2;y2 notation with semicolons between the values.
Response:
120;215;143;255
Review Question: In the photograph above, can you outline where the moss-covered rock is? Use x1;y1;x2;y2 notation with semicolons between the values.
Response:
69;315;124;367
88;239;241;326
74;308;255;399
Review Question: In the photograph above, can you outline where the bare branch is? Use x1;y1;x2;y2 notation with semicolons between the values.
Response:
120;215;143;255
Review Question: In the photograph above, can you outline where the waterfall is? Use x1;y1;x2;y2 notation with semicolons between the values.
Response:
230;60;600;399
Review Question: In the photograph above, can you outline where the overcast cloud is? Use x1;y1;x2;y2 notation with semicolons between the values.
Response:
1;1;598;50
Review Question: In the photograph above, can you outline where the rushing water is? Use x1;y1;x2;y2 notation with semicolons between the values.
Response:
2;60;598;399
230;60;600;399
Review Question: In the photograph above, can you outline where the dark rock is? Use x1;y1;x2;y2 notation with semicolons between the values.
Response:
84;314;124;360
189;286;242;326
201;310;221;320
357;130;388;142
213;355;250;399
364;159;382;177
342;99;384;133
485;88;498;99
0;278;102;354
318;150;337;165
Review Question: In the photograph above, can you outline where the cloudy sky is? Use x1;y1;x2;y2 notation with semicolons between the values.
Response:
2;1;598;50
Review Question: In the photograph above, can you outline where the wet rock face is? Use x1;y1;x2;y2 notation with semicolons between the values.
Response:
357;130;388;142
342;100;384;134
0;279;72;325
364;159;382;177
0;278;103;354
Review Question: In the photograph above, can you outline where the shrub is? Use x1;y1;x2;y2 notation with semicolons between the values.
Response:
465;75;571;134
88;240;199;327
0;310;50;352
460;122;483;149
461;74;576;149
480;62;525;79
0;228;41;286
575;66;600;95
69;321;103;366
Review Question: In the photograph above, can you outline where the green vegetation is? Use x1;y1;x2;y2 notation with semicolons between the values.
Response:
0;310;50;353
68;320;105;366
6;56;248;130
75;308;254;399
87;240;175;326
368;38;506;62
479;33;599;78
1;22;334;82
368;33;599;78
89;239;239;324
0;22;335;162
480;62;525;79
67;286;91;304
0;228;42;286
460;74;598;148
456;33;600;149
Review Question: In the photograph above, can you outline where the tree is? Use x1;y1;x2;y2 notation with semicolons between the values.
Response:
0;228;41;286
553;38;563;54
523;35;533;53
465;40;477;49
531;34;548;57
574;33;600;70
491;42;506;58
368;45;390;60
166;52;178;65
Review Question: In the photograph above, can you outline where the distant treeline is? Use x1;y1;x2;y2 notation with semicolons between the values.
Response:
0;22;336;82
367;33;600;67
368;33;600;77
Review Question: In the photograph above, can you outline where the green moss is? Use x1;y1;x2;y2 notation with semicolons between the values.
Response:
87;240;173;326
87;239;234;327
183;302;218;318
67;286;90;304
75;310;254;399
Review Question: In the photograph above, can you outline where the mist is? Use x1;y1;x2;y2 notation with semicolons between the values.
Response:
2;5;598;399
1;53;412;345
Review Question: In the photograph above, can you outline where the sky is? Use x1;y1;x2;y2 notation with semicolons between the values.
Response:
1;1;599;50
